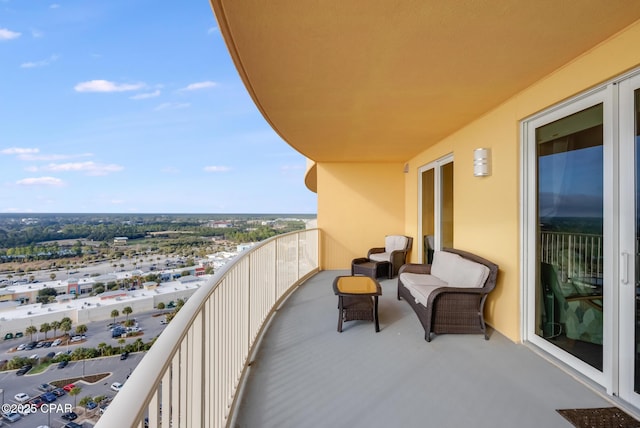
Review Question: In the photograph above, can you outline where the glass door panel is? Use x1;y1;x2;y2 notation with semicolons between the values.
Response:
619;79;640;407
536;104;604;371
441;162;454;249
634;89;640;397
422;169;435;264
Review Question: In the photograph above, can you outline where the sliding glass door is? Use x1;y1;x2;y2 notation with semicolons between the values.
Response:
525;71;640;406
419;155;454;263
535;103;604;371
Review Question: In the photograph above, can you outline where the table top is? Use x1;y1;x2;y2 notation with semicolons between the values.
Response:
333;275;382;296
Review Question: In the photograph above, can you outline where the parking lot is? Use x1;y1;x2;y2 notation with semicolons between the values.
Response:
0;309;169;427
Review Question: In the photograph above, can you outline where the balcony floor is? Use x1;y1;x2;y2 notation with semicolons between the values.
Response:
234;271;615;428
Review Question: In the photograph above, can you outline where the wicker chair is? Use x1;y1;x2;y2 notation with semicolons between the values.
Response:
397;248;499;341
364;235;413;278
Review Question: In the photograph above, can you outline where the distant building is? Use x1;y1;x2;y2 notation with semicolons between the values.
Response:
114;237;128;245
142;281;158;290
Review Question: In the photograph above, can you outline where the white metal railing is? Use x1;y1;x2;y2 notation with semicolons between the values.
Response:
96;229;319;428
539;231;602;279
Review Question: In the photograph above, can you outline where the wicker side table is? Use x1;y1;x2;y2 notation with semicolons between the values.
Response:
333;275;382;333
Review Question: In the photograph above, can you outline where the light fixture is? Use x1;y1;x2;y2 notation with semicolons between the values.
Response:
473;148;491;177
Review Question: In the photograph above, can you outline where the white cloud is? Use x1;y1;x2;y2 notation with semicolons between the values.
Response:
19;152;93;161
21;54;59;69
31;29;44;38
40;161;124;176
130;90;161;100
74;80;145;93
0;28;21;41
207;27;218;34
16;177;64;186
204;165;231;173
182;81;217;91
154;102;190;111
1;147;39;155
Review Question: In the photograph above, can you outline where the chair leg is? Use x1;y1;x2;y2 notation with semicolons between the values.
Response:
425;332;431;342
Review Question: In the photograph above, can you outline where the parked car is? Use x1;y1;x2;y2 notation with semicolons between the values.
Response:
111;327;126;338
28;397;44;408
2;412;21;422
120;351;129;360
85;401;97;410
14;392;29;403
4;333;13;340
69;335;86;342
51;338;62;346
14;332;23;338
64;422;83;428
41;392;56;403
110;382;123;392
16;343;26;351
57;360;69;369
61;411;77;421
62;383;76;392
37;383;54;392
51;388;66;397
16;364;32;376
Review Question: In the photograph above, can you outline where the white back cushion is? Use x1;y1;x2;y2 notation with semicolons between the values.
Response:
385;235;408;252
431;251;490;288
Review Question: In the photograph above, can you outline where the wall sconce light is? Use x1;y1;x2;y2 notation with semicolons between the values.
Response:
403;163;409;173
473;148;491;177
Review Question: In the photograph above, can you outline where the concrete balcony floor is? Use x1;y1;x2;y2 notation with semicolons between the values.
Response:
234;271;614;428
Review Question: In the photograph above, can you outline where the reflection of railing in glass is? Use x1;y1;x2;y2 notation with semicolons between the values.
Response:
540;231;602;280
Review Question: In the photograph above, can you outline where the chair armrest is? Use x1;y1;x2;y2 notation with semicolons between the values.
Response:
427;286;488;305
398;263;431;275
368;247;385;258
390;249;409;267
566;294;603;311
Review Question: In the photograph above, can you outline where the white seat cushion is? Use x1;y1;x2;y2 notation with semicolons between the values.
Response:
399;273;448;306
431;251;490;288
370;252;391;262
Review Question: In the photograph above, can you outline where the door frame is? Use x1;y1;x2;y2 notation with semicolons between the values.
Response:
618;73;640;408
521;85;614;393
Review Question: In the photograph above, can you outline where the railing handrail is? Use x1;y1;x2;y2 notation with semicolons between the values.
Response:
96;228;319;427
539;230;603;279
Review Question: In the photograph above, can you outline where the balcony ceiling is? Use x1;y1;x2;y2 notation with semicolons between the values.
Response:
211;1;640;163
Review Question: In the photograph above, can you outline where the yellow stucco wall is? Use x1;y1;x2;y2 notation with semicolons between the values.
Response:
405;19;640;342
317;162;405;270
315;20;640;343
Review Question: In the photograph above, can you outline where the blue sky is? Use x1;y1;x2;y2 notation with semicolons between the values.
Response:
0;1;317;214
538;146;603;218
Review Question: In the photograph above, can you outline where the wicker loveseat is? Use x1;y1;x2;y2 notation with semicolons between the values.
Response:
397;248;499;342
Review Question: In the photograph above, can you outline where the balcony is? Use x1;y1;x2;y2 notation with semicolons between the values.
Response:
97;229;621;427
